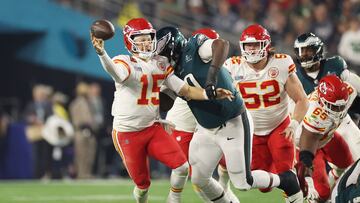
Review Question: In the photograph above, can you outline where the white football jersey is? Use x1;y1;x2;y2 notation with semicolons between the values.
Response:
110;55;174;132
302;82;356;148
224;54;296;135
166;97;197;133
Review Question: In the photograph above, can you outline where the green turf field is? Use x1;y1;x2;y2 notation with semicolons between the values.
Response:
0;179;285;203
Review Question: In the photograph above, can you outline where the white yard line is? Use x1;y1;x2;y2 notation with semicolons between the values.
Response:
12;194;165;201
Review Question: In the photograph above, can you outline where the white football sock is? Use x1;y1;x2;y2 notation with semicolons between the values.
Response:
252;170;280;188
217;164;230;190
133;186;148;203
167;162;189;203
192;184;212;203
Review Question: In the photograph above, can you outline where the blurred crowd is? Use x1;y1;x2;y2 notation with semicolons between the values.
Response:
57;0;360;73
1;82;133;179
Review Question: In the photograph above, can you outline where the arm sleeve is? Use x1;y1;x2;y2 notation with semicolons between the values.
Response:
160;85;178;100
341;69;360;95
198;39;214;63
98;51;131;83
164;74;186;95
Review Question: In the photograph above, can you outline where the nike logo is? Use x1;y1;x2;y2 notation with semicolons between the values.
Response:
227;137;234;140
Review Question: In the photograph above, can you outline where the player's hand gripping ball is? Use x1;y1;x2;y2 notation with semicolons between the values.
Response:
90;19;115;40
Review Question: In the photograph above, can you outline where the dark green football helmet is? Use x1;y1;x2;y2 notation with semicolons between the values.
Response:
156;26;187;68
294;32;324;69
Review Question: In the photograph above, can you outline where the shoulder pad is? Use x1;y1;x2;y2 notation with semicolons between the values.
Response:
195;34;208;46
325;56;348;70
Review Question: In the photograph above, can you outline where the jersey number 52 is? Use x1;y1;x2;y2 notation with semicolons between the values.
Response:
238;80;281;109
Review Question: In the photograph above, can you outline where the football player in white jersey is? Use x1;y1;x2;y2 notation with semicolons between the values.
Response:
223;24;309;203
90;18;233;203
296;75;356;202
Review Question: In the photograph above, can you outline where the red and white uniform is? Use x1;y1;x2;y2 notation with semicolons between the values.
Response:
105;54;182;132
224;54;297;175
224;54;295;135
298;83;356;200
166;98;197;133
302;83;357;148
166;98;196;159
99;52;187;189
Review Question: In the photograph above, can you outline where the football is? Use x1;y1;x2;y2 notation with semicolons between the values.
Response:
90;19;115;40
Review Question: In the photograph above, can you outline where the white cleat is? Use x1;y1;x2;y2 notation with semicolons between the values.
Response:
285;191;303;203
224;183;240;203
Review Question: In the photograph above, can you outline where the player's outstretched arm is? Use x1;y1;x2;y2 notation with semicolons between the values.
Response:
164;73;233;101
204;39;230;99
283;74;309;139
296;127;320;197
90;33;130;83
178;84;233;101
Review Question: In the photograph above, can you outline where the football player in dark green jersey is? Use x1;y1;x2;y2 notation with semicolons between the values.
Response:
157;26;302;203
331;158;360;203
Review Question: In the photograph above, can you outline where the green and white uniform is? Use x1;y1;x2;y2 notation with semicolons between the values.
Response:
175;35;274;195
331;158;360;203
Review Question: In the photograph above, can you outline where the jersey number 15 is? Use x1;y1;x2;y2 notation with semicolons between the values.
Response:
137;74;165;105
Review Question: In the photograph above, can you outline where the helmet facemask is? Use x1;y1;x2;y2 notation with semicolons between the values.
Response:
319;97;348;120
127;29;156;60
294;33;324;70
240;39;270;64
294;45;323;69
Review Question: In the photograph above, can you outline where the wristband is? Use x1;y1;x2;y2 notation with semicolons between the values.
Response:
299;150;314;168
205;65;219;87
203;89;209;100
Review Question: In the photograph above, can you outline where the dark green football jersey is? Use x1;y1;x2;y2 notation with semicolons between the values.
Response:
175;35;245;128
335;159;360;203
296;56;347;95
